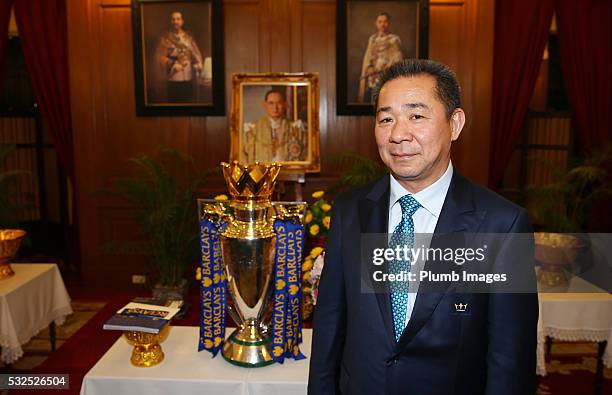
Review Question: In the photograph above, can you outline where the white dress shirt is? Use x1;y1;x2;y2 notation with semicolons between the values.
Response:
388;161;454;328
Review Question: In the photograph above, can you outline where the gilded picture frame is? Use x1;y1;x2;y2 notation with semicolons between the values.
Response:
229;73;321;173
337;0;429;116
131;0;225;116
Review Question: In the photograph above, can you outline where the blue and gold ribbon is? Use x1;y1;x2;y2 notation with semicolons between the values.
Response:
198;216;227;356
272;218;306;363
272;220;288;361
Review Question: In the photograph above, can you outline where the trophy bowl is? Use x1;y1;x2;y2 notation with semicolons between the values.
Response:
123;324;172;367
0;229;26;280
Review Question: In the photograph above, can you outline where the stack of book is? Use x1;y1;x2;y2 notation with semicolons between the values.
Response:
103;302;180;334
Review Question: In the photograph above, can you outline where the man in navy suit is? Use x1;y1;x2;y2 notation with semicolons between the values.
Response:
308;59;538;395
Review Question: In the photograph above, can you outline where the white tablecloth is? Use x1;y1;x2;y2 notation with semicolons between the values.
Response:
0;263;73;364
80;327;311;395
537;274;612;375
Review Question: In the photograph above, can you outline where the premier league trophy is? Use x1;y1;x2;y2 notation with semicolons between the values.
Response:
198;161;306;367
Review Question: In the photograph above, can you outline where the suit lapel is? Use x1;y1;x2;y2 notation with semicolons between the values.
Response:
358;175;395;345
396;171;486;349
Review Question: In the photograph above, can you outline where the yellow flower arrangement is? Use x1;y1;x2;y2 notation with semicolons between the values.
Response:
301;246;325;315
214;194;228;201
305;190;333;238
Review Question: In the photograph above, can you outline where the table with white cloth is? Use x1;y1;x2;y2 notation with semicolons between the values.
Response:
80;326;310;395
0;263;73;364
537;272;612;394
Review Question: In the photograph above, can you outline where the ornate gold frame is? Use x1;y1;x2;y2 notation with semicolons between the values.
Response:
229;73;321;173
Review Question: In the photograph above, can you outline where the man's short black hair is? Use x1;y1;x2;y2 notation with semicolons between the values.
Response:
264;89;286;102
373;59;461;119
377;12;391;20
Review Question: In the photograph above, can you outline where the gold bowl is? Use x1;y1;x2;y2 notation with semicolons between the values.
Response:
535;232;584;286
0;229;26;280
123;324;171;367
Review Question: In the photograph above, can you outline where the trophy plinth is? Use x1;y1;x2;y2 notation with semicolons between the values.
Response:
222;319;275;367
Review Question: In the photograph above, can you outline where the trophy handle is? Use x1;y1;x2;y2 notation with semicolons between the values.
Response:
271;201;307;221
227;301;244;329
259;304;273;335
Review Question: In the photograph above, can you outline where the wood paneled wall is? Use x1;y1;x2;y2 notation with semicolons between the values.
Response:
67;0;494;288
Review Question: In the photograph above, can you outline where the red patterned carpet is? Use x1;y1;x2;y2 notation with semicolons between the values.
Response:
537;346;612;395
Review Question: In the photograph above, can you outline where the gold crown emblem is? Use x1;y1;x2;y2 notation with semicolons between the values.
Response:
221;161;281;200
454;303;468;312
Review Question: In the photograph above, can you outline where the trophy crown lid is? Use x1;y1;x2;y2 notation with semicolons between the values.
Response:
221;161;281;200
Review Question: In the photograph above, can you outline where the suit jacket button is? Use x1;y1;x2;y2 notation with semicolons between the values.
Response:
385;357;399;366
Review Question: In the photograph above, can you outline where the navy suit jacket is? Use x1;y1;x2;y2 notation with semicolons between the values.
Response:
308;171;538;395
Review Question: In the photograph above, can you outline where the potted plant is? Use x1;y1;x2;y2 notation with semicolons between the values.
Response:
520;150;612;233
108;146;215;300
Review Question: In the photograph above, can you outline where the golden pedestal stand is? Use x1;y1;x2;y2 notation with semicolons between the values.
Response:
123;324;171;367
535;232;584;287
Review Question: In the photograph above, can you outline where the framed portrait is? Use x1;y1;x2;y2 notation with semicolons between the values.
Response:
337;0;429;115
131;0;225;116
229;73;321;173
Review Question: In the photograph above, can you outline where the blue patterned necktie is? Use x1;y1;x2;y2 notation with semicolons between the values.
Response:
389;195;421;342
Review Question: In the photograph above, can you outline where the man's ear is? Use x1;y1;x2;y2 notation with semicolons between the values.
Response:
450;108;466;141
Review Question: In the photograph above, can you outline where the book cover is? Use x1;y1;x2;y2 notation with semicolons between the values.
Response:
103;315;169;334
102;302;180;333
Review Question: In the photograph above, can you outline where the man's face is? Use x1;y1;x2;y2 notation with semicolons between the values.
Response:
263;92;286;120
171;12;184;31
374;75;465;192
376;15;389;33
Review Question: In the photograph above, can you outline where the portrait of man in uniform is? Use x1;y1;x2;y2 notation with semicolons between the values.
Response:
358;12;404;102
154;11;209;103
132;0;224;115
338;0;428;114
